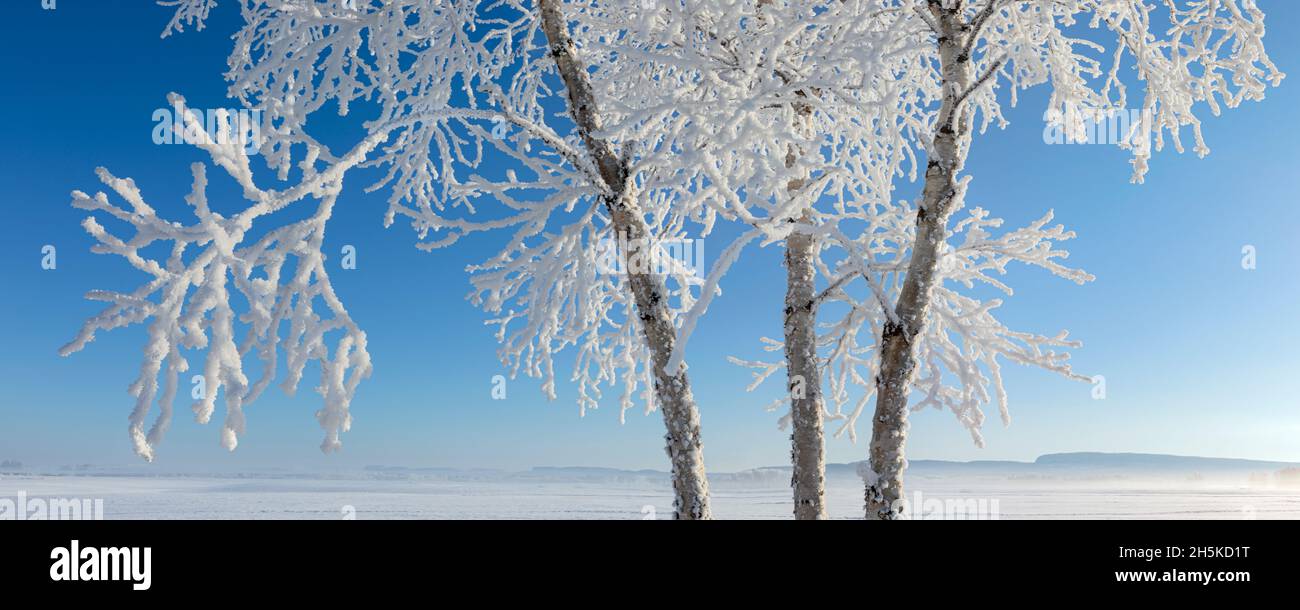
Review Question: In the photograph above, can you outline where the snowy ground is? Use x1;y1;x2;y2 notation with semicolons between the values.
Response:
3;470;1298;519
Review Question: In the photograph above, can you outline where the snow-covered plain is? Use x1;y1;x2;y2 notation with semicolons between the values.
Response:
4;460;1299;520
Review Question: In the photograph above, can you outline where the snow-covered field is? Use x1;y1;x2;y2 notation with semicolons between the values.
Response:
4;470;1299;519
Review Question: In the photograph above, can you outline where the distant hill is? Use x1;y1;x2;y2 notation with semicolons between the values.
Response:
805;452;1300;480
517;452;1300;482
12;452;1295;482
1032;452;1300;472
530;466;665;477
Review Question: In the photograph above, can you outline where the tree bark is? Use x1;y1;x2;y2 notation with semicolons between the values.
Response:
538;0;712;519
784;210;827;520
769;7;827;513
865;1;975;520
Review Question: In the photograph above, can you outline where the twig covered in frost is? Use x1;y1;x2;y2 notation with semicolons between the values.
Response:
62;96;387;460
733;202;1094;444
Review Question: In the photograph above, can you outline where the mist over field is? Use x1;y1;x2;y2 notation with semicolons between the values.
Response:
5;453;1299;519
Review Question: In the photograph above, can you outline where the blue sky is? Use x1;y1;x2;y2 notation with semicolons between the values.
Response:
2;1;1299;473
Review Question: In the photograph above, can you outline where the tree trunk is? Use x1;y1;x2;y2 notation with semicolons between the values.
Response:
607;197;712;520
784;211;827;520
770;31;827;515
866;2;974;520
539;0;712;519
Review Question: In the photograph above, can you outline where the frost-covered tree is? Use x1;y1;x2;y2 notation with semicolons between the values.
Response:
534;0;715;517
724;0;1279;521
845;0;1280;519
61;0;1280;523
63;0;782;519
557;0;926;518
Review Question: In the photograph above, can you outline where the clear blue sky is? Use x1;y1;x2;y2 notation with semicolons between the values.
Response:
2;1;1299;472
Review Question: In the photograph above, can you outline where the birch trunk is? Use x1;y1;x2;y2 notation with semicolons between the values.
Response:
539;0;712;520
784;210;827;520
781;93;827;519
866;2;975;520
